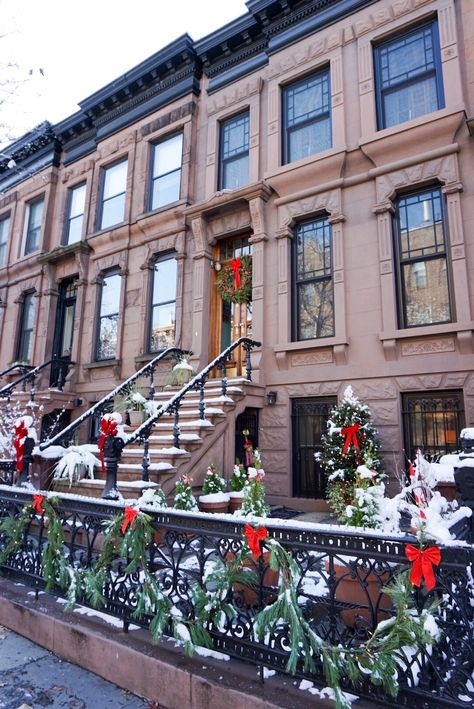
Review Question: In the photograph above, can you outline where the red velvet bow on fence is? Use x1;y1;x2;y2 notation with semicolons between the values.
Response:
341;423;360;456
405;544;441;591
98;417;118;476
32;494;45;516
121;506;138;535
13;420;28;473
230;257;241;290
244;523;268;558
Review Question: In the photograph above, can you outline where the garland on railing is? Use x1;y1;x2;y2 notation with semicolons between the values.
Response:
0;501;442;709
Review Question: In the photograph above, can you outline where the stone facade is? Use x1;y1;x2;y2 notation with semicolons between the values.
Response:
0;0;473;509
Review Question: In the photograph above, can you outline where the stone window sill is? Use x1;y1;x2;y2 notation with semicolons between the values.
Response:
83;359;121;370
379;322;474;359
274;337;348;369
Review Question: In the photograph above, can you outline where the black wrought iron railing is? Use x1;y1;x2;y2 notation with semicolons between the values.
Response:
39;347;189;451
0;355;73;402
0;362;34;379
0;487;472;708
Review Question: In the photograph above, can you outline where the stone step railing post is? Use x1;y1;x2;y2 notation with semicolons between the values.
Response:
102;435;125;499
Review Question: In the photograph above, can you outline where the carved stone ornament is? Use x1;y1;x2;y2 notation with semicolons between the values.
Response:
376;154;459;204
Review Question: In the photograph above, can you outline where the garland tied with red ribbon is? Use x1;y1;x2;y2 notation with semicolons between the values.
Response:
98;416;118;476
13;419;29;473
32;494;45;515
243;523;268;557
216;254;252;304
405;543;441;592
121;506;138;535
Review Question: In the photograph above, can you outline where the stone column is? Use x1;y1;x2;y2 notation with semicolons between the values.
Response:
190;217;212;369
373;201;397;360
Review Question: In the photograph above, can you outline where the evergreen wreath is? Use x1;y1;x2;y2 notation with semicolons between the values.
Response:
216;255;252;304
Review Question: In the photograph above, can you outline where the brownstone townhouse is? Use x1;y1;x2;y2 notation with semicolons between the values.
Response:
0;0;473;509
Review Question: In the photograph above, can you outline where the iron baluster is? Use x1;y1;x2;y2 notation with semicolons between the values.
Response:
220;358;228;397
198;380;206;421
148;364;155;403
29;375;36;404
173;405;180;449
244;343;252;381
141;428;151;482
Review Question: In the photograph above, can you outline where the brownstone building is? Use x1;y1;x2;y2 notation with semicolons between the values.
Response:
0;0;473;509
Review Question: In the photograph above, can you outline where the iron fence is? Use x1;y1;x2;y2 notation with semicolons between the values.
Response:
0;486;472;708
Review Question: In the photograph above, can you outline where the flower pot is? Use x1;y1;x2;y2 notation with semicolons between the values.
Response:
434;481;458;502
228;492;244;513
128;410;144;426
325;560;391;629
227;551;279;607
198;499;230;514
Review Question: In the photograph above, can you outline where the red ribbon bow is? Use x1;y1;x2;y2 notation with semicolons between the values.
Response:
341;423;360;456
32;494;45;516
13;420;29;473
121;506;139;535
244;523;268;558
230;257;241;290
405;544;441;591
98;417;118;475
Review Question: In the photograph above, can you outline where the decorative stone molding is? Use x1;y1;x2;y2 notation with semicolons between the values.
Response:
375;153;459;205
400;338;456;356
207;77;263;116
139;231;186;270
279;189;342;229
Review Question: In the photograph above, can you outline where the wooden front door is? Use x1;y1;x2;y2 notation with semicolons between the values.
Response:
210;235;252;377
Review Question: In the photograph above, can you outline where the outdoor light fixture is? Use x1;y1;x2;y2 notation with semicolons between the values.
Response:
266;390;277;406
212;260;222;271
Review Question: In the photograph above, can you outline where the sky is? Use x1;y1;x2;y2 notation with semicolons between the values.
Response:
0;0;248;148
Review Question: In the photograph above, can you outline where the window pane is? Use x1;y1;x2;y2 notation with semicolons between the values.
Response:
150;304;176;350
152;258;177;305
286;72;330;126
101;193;125;229
297;220;331;279
67;215;83;244
403;257;450;326
18;293;36;361
399;190;445;259
61;304;75;356
380;27;435;89
103;161;127;199
101;274;121;316
69;184;86;218
25;199;44;254
222;155;249;190
151;170;181;209
384;76;438;127
0;215;10;265
153;134;183;177
298;279;334;339
288;117;331;162
222;114;249;159
97;315;118;360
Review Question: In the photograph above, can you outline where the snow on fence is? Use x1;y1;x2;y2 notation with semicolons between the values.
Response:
0;485;473;708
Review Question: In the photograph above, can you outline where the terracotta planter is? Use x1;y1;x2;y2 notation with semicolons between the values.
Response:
326;561;392;629
198;499;230;514
229;494;244;513
227;551;279;607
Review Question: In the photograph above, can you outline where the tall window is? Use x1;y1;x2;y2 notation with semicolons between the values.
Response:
394;187;452;328
293;217;334;340
96;272;121;360
24;197;44;255
0;213;10;266
374;21;444;130
65;183;86;244
292;397;336;498
219;112;249;190
402;391;464;462
282;68;331;165
149;133;183;210
17;292;36;362
98;159;127;230
149;256;177;352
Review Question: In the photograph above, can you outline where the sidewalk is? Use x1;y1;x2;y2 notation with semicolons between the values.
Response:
0;625;150;709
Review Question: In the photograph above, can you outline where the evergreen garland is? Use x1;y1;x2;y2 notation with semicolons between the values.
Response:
0;498;442;708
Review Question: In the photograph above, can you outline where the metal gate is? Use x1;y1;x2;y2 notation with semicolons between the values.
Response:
292;397;336;498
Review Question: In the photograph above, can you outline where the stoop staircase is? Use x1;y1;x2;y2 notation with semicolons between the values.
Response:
33;338;263;500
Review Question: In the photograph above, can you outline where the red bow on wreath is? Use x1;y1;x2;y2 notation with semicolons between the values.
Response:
244;523;268;558
122;506;138;535
32;494;45;516
13;420;28;473
98;417;118;476
405;544;441;592
230;257;241;290
341;423;360;456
